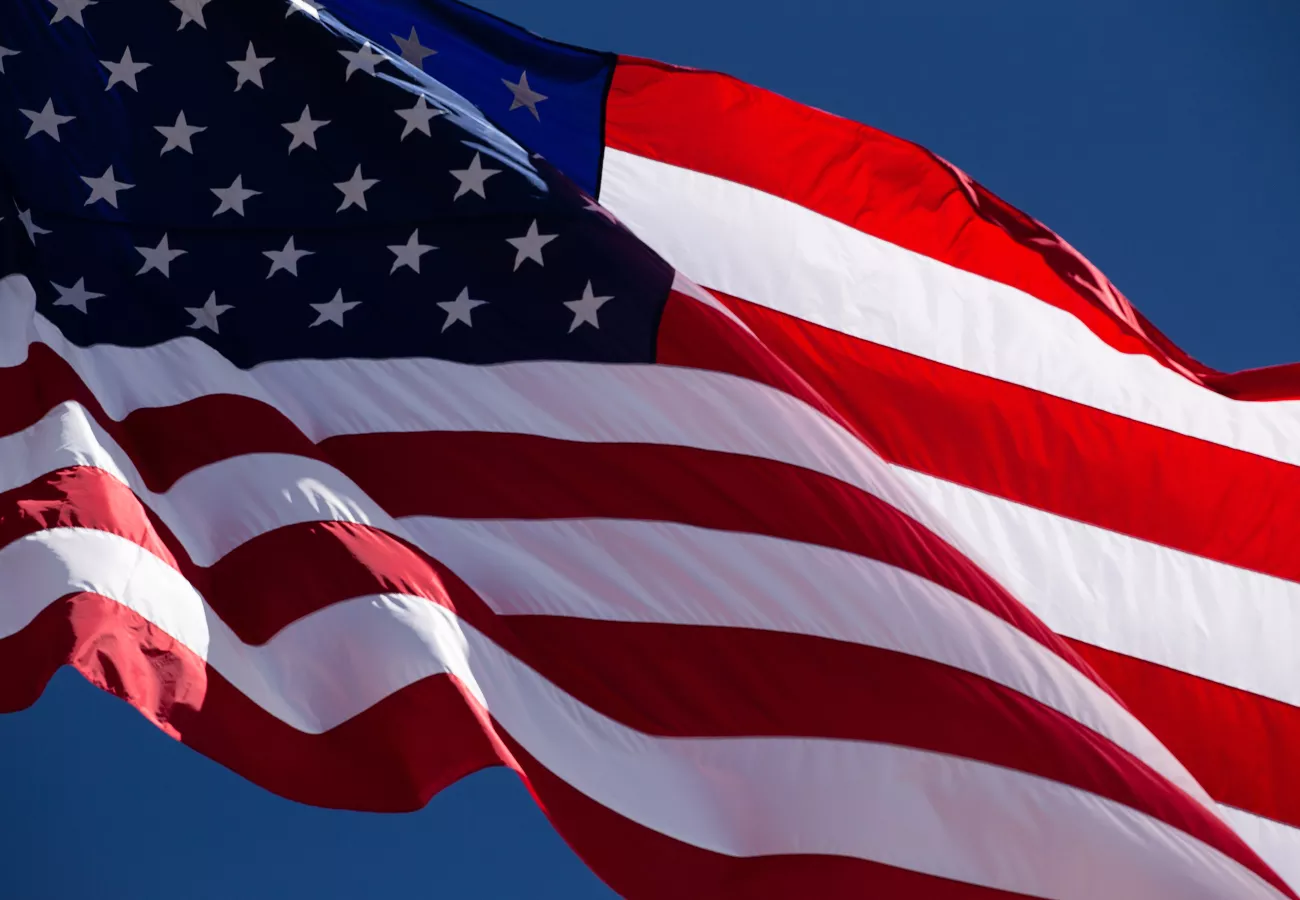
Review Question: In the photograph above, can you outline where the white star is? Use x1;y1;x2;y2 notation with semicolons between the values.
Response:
228;42;273;91
564;281;613;332
170;0;212;30
282;105;328;152
0;47;20;74
101;47;151;91
437;287;486;332
339;41;384;80
582;195;620;223
450;152;501;200
82;165;133;208
334;165;378;212
506;220;557;270
388;228;435;274
502;70;547;121
309;289;360;328
20;99;74;142
17;208;50;242
51;278;103;314
155;110;206;155
285;0;322;17
211;175;260;217
135;234;186;277
263;236;313;277
187;293;232;333
49;0;96;26
392;27;435;69
395;95;442;140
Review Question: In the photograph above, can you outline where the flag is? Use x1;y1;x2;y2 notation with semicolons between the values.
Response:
0;1;1295;897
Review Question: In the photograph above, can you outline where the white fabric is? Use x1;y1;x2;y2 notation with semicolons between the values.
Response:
0;525;1283;900
406;514;1204;804
3;270;1292;893
596;150;1300;887
598;149;1300;467
1220;807;1300;891
895;467;1300;706
0;399;1201;805
7;293;940;542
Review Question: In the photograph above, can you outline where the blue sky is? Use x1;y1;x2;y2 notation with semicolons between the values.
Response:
1;2;1297;897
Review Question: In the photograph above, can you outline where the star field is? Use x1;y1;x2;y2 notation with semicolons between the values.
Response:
0;0;671;368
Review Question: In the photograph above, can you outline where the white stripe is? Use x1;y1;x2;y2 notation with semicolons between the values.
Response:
0;274;36;368
0;527;475;732
4;273;1040;623
0;402;386;567
0;401;1210;805
595;153;1300;882
598;148;1300;468
7;275;1288;887
1219;807;1300;891
670;269;755;332
7;394;1298;717
893;466;1300;707
403;514;1208;806
0;527;213;659
0;525;1282;900
2;286;962;562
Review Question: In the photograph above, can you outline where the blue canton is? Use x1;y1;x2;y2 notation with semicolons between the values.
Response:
0;0;671;368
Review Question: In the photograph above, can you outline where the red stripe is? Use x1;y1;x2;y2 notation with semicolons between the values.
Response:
607;56;1300;399
4;586;1288;897
500;615;1276;879
608;54;1300;855
1069;639;1300;830
0;343;319;493
3;342;1103;692
503;728;1040;900
656;289;1300;832
22;311;1300;592
7;341;1294;886
28;320;1300;835
0;590;510;811
324;431;1071;660
0;465;499;648
660;286;1300;586
0;465;1286;891
0;591;1042;900
11;308;1300;860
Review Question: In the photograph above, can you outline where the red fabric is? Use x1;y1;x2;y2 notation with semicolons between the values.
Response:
666;287;1300;586
2;337;1104;690
609;56;1300;400
3;45;1294;900
506;729;1040;900
1072;640;1300;829
0;459;1281;888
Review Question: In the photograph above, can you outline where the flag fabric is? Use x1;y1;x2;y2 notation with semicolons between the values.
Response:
0;2;1296;898
595;55;1300;889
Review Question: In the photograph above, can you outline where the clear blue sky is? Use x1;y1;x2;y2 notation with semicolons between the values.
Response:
1;2;1297;897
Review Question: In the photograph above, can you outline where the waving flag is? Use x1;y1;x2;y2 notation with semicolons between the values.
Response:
1;1;1297;896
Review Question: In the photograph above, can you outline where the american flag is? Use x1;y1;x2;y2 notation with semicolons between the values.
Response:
1;1;1297;897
